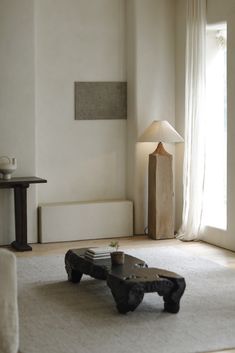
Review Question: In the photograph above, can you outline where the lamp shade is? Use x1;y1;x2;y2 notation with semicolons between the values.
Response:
138;120;184;143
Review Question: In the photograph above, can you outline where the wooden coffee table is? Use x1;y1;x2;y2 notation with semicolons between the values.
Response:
65;248;186;314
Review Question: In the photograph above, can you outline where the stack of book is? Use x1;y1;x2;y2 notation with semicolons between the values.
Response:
85;247;114;261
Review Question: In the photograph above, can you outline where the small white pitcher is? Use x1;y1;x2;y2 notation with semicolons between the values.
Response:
0;156;17;180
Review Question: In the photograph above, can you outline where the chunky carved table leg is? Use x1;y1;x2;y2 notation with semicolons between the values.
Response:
125;284;145;312
116;285;144;314
65;250;83;283
65;261;83;283
163;277;186;313
107;277;145;314
107;277;129;314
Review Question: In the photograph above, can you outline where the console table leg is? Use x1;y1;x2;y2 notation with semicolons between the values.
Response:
11;185;32;251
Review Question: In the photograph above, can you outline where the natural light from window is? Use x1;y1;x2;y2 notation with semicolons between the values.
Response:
203;23;227;230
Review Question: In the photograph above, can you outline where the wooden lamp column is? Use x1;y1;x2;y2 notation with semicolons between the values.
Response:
138;120;183;240
148;142;173;239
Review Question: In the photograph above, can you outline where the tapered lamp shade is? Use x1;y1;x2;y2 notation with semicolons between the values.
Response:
138;120;183;143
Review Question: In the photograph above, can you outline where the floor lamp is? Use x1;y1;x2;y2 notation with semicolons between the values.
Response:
138;120;183;240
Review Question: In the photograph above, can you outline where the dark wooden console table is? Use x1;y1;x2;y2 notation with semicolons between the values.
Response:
0;177;47;251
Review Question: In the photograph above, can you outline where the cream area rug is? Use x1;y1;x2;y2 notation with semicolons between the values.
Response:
17;246;235;353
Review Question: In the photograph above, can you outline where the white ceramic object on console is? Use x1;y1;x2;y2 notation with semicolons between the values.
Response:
0;157;17;180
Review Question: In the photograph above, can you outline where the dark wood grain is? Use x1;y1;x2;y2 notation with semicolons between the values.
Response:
0;177;47;189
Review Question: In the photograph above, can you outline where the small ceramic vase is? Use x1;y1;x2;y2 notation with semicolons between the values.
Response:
111;251;125;265
0;156;17;180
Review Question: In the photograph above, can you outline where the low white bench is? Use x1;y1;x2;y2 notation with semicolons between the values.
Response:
38;200;133;243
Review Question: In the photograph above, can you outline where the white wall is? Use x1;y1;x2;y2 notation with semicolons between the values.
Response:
0;0;127;245
0;0;37;245
126;0;176;234
36;0;127;204
175;0;235;251
0;0;178;245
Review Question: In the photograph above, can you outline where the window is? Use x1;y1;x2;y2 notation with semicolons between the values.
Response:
203;23;227;230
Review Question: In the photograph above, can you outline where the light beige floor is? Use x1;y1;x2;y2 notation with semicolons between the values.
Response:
4;235;235;353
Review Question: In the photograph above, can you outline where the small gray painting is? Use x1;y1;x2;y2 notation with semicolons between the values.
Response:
75;81;127;120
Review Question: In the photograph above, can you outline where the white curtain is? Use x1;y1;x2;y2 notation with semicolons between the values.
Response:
177;0;207;241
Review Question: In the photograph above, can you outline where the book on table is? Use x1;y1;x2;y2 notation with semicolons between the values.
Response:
87;247;114;254
85;247;114;260
85;253;111;260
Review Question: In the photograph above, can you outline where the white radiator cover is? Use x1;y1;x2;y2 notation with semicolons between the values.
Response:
38;200;133;243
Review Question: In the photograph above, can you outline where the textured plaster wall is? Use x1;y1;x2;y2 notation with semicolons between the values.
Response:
126;0;176;234
36;0;127;205
0;0;37;245
0;0;179;245
0;0;127;245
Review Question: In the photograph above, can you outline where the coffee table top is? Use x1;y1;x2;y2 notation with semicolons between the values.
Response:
67;248;147;279
65;247;182;282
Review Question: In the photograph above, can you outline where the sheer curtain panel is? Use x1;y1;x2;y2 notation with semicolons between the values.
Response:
177;0;207;241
